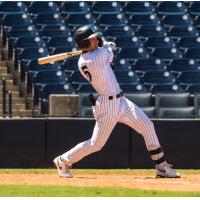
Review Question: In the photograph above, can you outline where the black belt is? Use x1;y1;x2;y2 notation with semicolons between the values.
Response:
109;92;123;100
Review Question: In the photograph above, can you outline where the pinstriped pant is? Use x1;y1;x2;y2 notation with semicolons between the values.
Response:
62;96;160;166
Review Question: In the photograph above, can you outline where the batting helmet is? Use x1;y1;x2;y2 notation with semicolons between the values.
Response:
74;25;101;49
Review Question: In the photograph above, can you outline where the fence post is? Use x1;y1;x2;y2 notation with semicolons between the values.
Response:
2;77;6;118
8;90;12;118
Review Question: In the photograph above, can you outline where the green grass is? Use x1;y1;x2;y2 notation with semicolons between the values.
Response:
0;185;199;197
0;169;199;197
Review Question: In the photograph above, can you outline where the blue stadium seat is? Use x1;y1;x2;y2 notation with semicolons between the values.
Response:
28;2;59;15
38;25;71;41
49;46;76;56
65;13;96;30
97;13;128;28
114;36;144;49
91;1;122;15
39;82;74;115
120;83;148;93
0;13;33;28
150;47;182;62
155;93;194;118
156;2;188;15
0;1;28;13
150;84;183;93
135;25;167;39
114;70;140;85
129;13;161;28
168;26;198;40
178;71;200;89
188;2;200;16
132;58;166;76
77;84;96;93
32;70;68;105
15;47;48;74
8;36;46;59
32;13;65;27
186;84;200;94
142;70;176;89
145;36;175;51
103;25;134;40
167;58;200;77
118;47;149;62
184;48;200;60
46;36;76;49
61;57;79;75
177;36;200;50
161;14;193;29
60;2;90;15
123;2;155;15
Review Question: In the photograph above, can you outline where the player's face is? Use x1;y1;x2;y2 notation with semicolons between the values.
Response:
89;36;99;51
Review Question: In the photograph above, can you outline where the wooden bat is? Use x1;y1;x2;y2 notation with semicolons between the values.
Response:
38;50;83;65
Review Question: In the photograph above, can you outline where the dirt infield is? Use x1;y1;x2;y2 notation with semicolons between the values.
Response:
0;171;200;192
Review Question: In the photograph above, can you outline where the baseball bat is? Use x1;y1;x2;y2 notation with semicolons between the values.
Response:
38;50;83;65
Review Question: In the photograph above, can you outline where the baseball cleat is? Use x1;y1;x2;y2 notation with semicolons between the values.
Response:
53;156;73;178
156;165;181;178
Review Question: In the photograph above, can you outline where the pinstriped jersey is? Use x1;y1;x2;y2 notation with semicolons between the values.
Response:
78;45;121;96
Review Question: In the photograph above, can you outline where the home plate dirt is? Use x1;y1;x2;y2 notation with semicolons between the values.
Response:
0;172;199;192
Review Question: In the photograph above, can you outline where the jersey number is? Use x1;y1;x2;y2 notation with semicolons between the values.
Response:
81;65;92;82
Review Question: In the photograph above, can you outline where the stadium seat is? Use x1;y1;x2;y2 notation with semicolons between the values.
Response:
141;70;176;89
161;14;193;29
39;82;75;115
31;70;68;105
145;36;175;51
0;1;28;13
46;36;76;49
77;84;96;93
177;36;200;50
114;36;144;49
61;57;79;75
177;71;200;89
168;26;198;40
167;58;200;77
123;2;155;16
194;94;200;117
32;13;65;27
132;58;166;76
185;84;200;94
150;84;183;94
135;25;167;39
156;2;188;15
184;48;200;60
65;13;96;30
150;47;182;62
188;2;200;17
38;25;71;41
97;13;128;28
123;92;155;118
129;13;161;28
28;2;59;15
120;83;148;93
91;1;122;15
60;2;90;15
118;47;149;62
103;25;134;40
114;70;140;85
155;93;194;118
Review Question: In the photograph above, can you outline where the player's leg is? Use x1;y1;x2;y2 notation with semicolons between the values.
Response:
54;99;120;177
119;97;180;178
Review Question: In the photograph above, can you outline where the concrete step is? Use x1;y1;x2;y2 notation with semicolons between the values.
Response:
0;61;7;68
0;79;14;86
0;103;26;110
0;109;33;117
0;84;19;91
2;97;25;104
0;74;13;80
0;91;20;98
0;67;7;74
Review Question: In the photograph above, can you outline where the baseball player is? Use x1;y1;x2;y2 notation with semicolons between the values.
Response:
53;25;180;178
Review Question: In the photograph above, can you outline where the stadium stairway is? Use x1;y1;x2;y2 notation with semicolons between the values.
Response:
0;60;39;117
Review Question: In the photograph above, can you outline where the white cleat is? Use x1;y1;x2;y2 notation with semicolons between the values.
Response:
53;156;73;178
156;164;181;178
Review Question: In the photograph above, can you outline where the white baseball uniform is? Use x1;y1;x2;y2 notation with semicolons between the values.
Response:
61;44;164;166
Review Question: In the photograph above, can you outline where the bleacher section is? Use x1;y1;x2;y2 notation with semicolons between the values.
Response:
1;1;200;118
